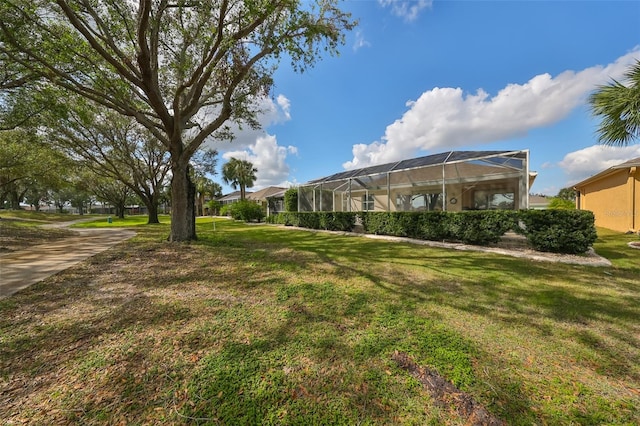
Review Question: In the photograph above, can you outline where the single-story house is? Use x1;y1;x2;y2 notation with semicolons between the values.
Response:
247;186;287;216
529;195;551;210
217;190;253;206
298;150;535;212
573;157;640;233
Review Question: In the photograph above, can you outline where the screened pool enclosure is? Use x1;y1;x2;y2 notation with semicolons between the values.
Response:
298;150;535;213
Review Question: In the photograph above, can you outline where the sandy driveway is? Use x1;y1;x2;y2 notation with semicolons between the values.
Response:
0;221;135;298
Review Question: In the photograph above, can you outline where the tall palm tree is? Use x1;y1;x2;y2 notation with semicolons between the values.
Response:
589;60;640;146
222;158;257;201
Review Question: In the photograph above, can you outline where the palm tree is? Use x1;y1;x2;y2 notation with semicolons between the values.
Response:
589;60;640;146
221;158;257;201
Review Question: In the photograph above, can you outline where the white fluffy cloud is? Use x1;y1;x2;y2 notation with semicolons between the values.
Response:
204;94;291;150
559;145;640;185
343;49;640;170
222;134;298;190
200;94;297;190
378;0;433;22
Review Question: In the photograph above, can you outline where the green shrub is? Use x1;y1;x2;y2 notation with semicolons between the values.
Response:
282;212;300;226
297;212;321;229
416;211;451;241
206;200;222;215
318;212;357;231
360;212;393;235
219;204;231;217
389;212;421;237
270;212;356;231
516;209;597;254
284;188;298;212
448;210;517;245
265;213;280;224
284;209;596;254
228;200;265;222
362;212;424;238
547;197;575;210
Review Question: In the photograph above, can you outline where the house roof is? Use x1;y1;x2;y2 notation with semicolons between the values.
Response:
217;190;251;201
529;195;550;205
613;156;640;168
246;186;286;201
573;156;640;189
305;150;529;186
265;188;287;199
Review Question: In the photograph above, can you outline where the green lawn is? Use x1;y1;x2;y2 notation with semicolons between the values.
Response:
0;209;94;222
0;216;638;424
70;214;172;228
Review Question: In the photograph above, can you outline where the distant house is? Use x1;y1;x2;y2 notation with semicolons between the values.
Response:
247;186;287;216
217;190;251;206
528;195;550;210
217;187;287;216
573;157;640;233
298;150;536;212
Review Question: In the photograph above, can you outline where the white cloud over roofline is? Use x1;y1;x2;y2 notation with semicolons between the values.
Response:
343;48;640;170
559;145;640;186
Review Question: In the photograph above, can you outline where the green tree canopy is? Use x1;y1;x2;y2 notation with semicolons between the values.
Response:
0;129;70;209
589;60;640;146
45;98;171;224
0;0;355;241
557;187;577;202
222;158;257;201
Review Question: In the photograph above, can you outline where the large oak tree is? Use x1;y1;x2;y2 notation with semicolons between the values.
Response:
0;0;355;241
47;97;171;224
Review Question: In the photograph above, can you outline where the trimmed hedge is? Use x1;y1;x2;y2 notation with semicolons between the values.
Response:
515;209;597;254
448;210;518;245
360;211;451;240
267;212;356;232
271;209;597;254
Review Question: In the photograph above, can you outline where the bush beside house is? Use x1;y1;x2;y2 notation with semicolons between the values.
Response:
268;210;597;254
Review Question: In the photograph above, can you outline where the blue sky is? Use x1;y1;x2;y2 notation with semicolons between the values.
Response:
211;0;640;196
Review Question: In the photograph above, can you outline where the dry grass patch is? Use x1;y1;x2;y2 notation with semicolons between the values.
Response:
1;218;638;424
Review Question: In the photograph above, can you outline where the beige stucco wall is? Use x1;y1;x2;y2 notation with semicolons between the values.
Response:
577;168;638;232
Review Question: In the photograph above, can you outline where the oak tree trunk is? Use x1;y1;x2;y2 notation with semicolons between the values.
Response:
169;164;197;241
147;200;160;224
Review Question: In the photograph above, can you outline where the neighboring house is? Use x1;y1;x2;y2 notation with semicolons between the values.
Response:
573;157;640;233
217;187;287;216
298;150;536;212
265;188;288;216
247;186;287;216
217;190;252;206
529;195;551;209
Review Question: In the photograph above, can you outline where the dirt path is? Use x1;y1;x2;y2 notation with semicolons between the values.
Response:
0;220;135;298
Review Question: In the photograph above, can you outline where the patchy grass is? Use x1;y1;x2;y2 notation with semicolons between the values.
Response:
593;227;640;271
71;215;171;228
0;218;638;424
0;209;89;222
0;218;75;252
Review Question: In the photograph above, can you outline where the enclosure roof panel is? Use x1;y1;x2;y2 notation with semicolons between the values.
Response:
306;150;525;185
